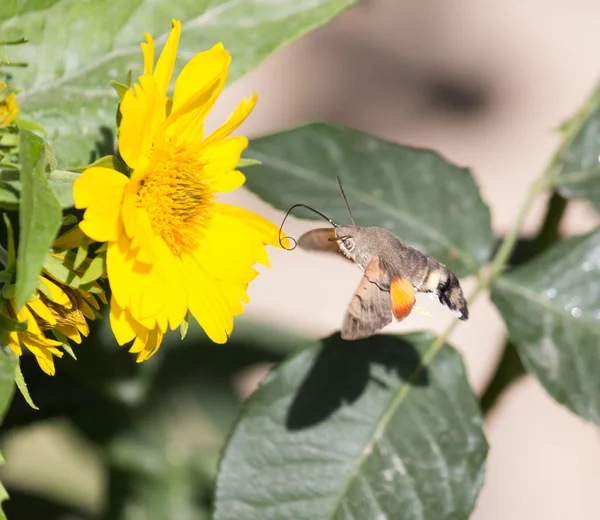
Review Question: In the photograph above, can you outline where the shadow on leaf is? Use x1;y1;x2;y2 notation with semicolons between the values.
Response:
285;332;429;431
88;126;116;163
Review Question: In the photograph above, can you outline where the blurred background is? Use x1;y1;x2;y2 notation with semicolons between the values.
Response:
3;0;600;518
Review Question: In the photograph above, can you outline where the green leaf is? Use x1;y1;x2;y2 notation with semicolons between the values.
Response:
0;346;17;418
77;254;106;284
52;330;77;360
0;181;20;210
555;81;600;209
179;310;190;340
214;332;488;520
491;229;600;424
237;157;261;168
42;254;102;293
16;130;62;308
71;154;128;174
73;234;91;270
110;78;130;102
0;176;75;210
0;313;27;333
3;213;16;271
243;123;494;276
2;0;357;167
13;359;38;410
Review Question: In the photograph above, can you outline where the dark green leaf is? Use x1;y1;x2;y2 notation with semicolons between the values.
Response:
71;155;127;174
2;0;357;166
0;181;20;210
0;313;27;333
555;82;600;209
3;214;16;271
243;123;494;276
492;229;600;424
214;332;488;520
0;346;16;418
13;359;38;410
16;130;62;308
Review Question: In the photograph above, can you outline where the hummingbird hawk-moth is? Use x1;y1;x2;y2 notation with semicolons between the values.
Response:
280;177;469;341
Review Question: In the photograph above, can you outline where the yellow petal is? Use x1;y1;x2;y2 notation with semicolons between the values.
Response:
82;292;100;311
13;302;43;337
200;136;248;183
213;203;285;251
153;19;181;97
202;93;257;148
58;325;83;344
182;254;236;343
109;296;136;346
121;193;156;264
27;298;57;326
74;167;128;209
40;276;71;307
119;75;164;170
209;171;246;193
74;167;128;242
190;212;262;284
21;335;63;376
141;33;155;76
154;237;188;330
169;43;230;131
131;326;163;363
106;233;171;331
8;332;21;356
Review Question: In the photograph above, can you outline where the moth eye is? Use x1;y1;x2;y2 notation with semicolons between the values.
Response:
344;238;355;251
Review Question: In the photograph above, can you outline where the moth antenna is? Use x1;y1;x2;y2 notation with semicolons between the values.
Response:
335;176;356;226
278;203;338;251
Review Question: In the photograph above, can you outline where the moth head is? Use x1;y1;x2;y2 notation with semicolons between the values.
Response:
334;226;360;260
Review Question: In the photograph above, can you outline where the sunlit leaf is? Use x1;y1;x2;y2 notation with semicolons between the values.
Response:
16;130;62;308
555;81;600;210
215;332;488;519
2;0;357;166
492;229;600;424
0;346;16;418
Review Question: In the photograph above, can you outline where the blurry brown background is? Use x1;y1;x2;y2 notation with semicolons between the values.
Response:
4;0;600;518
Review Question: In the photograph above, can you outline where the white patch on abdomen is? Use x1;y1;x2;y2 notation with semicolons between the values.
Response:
424;270;441;292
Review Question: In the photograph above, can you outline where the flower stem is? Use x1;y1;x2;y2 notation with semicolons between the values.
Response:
479;189;568;414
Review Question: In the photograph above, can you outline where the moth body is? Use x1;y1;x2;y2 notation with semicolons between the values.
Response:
288;176;469;340
334;226;468;321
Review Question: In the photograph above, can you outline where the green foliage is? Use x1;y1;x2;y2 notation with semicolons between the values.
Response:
555;83;600;208
492;230;600;423
0;0;357;166
215;333;487;520
15;130;61;308
0;3;599;520
242;123;495;276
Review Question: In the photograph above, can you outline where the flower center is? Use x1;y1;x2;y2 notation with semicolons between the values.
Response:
136;146;214;256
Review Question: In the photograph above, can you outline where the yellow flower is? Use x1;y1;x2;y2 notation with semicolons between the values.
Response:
0;79;18;128
73;20;284;362
1;267;105;376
